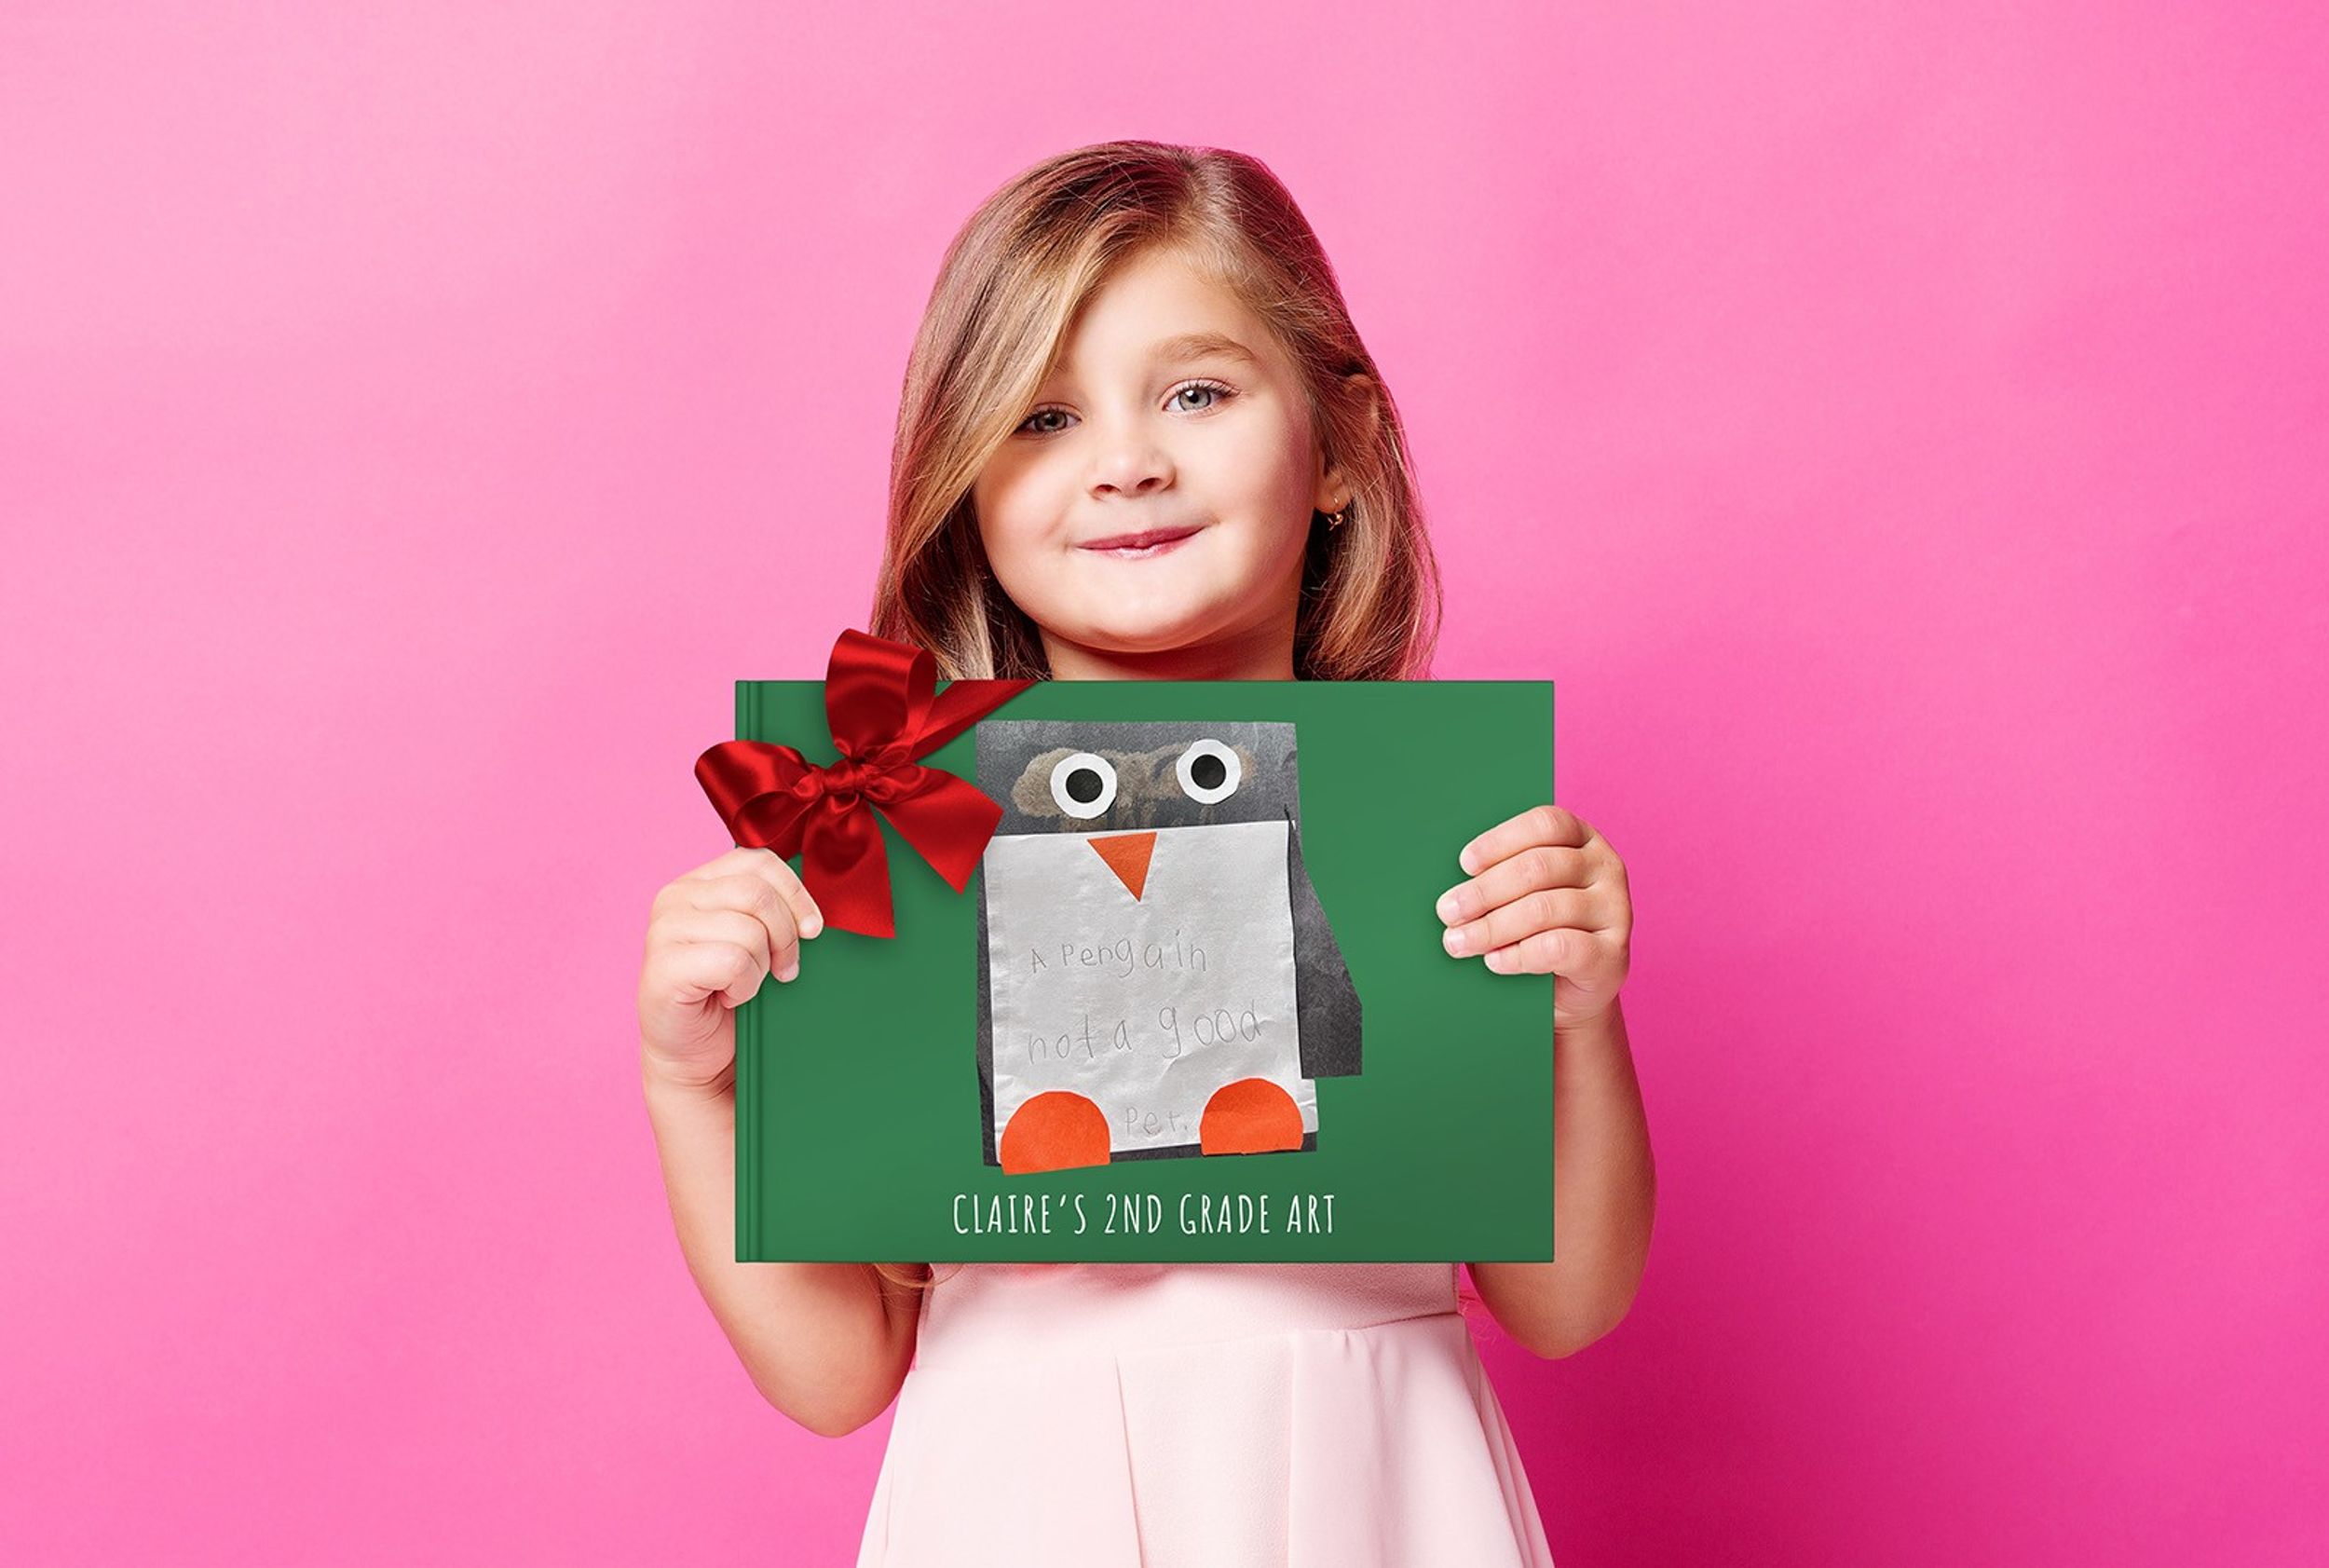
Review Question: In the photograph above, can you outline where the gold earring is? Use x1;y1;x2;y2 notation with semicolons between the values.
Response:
1327;498;1350;529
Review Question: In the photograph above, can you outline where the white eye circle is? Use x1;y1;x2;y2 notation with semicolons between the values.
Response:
1175;739;1241;804
1049;752;1118;818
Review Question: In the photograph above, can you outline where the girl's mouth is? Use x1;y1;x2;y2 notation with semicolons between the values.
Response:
1077;525;1202;560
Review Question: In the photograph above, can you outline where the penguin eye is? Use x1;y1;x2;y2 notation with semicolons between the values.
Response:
1175;739;1241;804
1049;752;1118;819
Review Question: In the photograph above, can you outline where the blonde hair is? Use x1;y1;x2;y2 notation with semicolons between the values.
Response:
867;142;1465;1312
868;138;1443;683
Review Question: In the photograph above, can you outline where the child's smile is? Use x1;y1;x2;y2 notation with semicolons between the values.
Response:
1077;522;1205;561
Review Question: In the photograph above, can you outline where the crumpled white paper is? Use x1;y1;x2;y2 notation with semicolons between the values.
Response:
984;817;1314;1156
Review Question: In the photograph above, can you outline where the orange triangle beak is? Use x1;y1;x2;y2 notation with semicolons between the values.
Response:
1087;831;1157;900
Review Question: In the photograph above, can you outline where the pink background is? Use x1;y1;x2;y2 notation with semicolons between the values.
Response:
4;5;2321;1564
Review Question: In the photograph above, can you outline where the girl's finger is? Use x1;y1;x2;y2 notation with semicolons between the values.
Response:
1482;927;1580;976
661;907;777;978
651;937;768;1011
734;849;826;940
1436;843;1593;925
677;846;825;940
1443;886;1597;959
1458;803;1591;877
675;872;806;981
735;848;825;940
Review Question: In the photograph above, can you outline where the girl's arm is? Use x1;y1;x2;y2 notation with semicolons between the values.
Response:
642;1058;924;1437
1442;804;1652;1357
1469;996;1655;1357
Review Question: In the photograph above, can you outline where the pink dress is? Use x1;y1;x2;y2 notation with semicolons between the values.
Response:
853;1262;1558;1566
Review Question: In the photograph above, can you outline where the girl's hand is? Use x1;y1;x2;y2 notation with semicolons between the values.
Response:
1437;804;1631;1032
637;846;824;1093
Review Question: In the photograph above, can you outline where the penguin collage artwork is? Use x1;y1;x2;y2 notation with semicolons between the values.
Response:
974;719;1365;1176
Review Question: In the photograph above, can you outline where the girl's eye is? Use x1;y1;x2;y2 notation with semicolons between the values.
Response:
1169;379;1234;414
1014;381;1237;438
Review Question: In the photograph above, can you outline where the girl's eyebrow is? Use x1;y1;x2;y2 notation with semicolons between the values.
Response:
1144;331;1260;366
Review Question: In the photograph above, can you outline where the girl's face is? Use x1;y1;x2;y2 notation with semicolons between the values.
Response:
971;247;1349;679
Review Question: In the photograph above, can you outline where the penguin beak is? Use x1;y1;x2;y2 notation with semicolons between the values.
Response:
1087;831;1156;900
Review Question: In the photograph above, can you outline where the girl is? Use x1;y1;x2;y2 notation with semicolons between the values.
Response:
638;141;1652;1567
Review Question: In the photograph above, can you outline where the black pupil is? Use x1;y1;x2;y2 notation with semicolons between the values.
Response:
1066;768;1104;803
1190;752;1226;790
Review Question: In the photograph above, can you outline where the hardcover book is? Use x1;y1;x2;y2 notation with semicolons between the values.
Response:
716;663;1555;1262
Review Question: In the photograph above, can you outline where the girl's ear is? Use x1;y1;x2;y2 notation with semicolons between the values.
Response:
1315;372;1382;510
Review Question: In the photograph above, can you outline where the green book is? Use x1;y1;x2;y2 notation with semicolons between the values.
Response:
730;676;1555;1262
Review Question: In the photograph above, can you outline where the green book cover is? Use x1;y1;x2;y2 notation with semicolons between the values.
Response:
731;677;1554;1262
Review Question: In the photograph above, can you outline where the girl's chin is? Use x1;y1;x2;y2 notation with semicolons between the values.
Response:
1060;607;1229;656
1056;572;1229;633
1078;624;1208;656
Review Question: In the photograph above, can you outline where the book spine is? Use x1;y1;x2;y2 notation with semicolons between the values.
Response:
733;678;756;1263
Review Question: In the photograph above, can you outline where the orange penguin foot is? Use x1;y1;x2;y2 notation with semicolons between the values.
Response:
1000;1090;1112;1175
1200;1078;1305;1155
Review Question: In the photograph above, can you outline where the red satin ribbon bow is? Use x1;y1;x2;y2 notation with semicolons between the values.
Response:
695;630;1036;937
